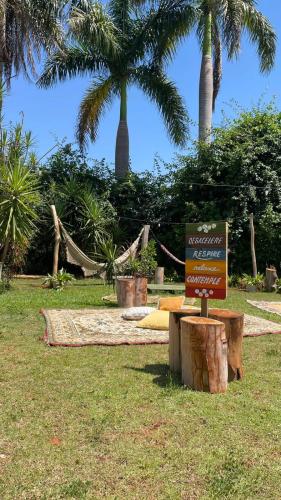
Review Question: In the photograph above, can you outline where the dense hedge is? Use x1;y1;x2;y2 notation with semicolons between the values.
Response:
25;105;281;277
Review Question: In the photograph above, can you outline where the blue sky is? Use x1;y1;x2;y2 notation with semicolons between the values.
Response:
3;0;281;172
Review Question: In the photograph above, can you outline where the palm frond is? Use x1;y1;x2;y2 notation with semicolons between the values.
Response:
38;45;106;88
132;0;198;65
0;0;63;86
242;1;276;72
133;65;188;147
77;76;116;149
70;1;120;57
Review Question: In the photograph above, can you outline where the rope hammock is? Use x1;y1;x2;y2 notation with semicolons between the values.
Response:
158;242;185;266
59;221;144;277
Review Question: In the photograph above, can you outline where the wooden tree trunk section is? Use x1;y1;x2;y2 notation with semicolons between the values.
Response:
135;277;147;306
116;278;135;308
154;267;164;284
180;317;228;393
265;267;278;292
169;309;201;373
208;309;244;381
50;205;61;276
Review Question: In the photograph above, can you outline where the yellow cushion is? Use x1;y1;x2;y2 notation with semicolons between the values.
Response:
158;296;185;311
137;310;169;330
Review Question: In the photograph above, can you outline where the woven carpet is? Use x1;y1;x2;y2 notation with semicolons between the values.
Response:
247;300;281;317
41;308;281;347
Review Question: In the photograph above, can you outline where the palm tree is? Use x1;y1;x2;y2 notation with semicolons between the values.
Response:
0;0;63;110
144;0;276;143
38;0;189;178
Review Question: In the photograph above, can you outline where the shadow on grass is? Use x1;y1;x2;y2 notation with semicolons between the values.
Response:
125;363;182;388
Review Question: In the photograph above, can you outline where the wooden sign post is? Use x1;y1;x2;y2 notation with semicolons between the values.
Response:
185;222;228;317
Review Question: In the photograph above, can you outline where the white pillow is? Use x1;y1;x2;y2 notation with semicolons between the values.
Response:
121;307;156;321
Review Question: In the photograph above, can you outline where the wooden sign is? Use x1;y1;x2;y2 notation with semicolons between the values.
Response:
185;222;228;300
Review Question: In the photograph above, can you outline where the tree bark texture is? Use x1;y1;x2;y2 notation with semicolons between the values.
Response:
180;316;228;393
209;308;244;381
169;309;201;373
116;277;135;308
115;120;129;178
199;12;213;143
135;277;147;306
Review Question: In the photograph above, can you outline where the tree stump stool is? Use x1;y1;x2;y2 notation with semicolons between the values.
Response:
135;277;148;306
116;277;135;308
209;309;244;381
169;308;200;373
180;317;228;393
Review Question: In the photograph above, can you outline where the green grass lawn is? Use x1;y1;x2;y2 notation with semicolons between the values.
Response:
1;280;281;499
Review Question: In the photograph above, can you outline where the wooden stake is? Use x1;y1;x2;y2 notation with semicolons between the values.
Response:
50;205;61;276
141;225;150;251
201;297;208;318
249;213;257;278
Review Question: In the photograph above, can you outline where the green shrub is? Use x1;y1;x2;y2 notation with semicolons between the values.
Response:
238;273;264;291
42;268;75;291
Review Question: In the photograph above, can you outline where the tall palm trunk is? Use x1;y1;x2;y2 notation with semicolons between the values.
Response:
199;12;213;143
115;80;129;178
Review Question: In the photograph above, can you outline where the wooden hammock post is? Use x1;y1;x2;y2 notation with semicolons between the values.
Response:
50;205;61;276
141;225;150;251
249;213;257;278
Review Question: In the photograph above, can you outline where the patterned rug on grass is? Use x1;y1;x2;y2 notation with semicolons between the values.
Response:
247;300;281;317
41;308;281;347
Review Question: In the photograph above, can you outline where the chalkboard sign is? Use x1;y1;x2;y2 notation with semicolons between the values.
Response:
185;222;228;300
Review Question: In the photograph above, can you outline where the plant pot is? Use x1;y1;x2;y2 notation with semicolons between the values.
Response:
115;277;135;308
245;284;257;292
135;277;148;306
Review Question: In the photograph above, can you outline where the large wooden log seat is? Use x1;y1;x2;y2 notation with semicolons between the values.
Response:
180;317;228;393
208;309;244;381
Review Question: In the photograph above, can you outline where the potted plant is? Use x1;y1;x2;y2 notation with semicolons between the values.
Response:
238;273;264;292
129;241;158;306
114;240;158;307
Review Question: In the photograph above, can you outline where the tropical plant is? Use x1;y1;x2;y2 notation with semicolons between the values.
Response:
0;0;63;113
38;0;189;178
96;238;120;285
80;190;116;248
129;240;157;277
145;0;276;142
0;122;41;278
274;278;281;294
43;268;75;290
238;273;264;291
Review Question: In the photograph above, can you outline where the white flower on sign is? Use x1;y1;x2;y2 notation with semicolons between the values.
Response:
197;223;217;234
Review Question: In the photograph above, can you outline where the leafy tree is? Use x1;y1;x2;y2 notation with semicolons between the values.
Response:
38;0;188;178
168;104;281;274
